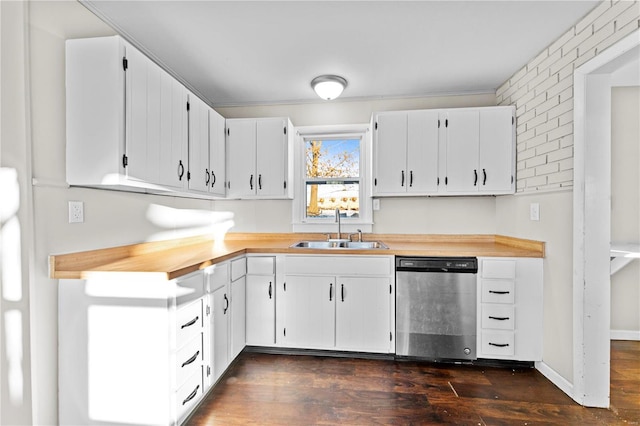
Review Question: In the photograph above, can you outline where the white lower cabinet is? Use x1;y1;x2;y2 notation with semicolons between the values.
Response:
58;270;207;426
476;257;543;361
246;256;276;346
279;255;395;354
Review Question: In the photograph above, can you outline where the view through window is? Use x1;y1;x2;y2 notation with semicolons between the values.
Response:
305;138;360;220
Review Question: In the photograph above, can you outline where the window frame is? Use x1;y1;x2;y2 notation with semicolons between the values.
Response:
292;124;372;234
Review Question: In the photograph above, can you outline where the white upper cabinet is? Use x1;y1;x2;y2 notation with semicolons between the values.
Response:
187;94;211;194
372;106;515;197
66;36;188;192
226;117;293;199
209;109;226;197
373;110;439;196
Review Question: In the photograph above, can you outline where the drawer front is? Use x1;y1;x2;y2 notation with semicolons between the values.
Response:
247;256;274;275
285;255;393;276
176;334;202;388
481;260;516;279
176;368;203;423
176;271;205;306
231;257;247;281
481;280;515;304
481;331;515;356
176;299;202;350
481;305;515;330
207;262;229;293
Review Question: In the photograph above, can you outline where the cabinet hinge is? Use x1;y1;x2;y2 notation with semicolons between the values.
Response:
122;154;128;168
206;305;211;316
122;57;128;71
186;101;190;111
207;366;211;376
375;122;378;130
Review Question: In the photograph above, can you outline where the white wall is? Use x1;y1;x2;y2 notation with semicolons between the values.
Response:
610;86;640;337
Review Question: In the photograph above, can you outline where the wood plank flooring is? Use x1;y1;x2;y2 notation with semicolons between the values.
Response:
187;341;639;425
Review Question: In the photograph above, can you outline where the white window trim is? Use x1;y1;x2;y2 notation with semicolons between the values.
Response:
292;123;373;234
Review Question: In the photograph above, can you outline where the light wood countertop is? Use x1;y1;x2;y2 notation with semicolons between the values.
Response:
49;233;545;281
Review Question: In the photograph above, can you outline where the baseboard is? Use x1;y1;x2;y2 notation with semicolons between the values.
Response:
535;361;577;403
610;330;640;341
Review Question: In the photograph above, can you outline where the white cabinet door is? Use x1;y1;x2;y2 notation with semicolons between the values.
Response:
230;275;246;360
373;111;408;195
407;110;439;194
226;119;257;198
187;94;211;194
209;109;226;196
335;277;392;353
158;71;187;189
479;107;515;193
280;276;335;349
125;44;151;183
443;109;480;193
256;118;287;197
212;284;229;381
245;275;275;345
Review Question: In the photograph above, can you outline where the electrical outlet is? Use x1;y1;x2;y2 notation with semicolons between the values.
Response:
529;203;540;221
373;199;380;211
69;201;84;223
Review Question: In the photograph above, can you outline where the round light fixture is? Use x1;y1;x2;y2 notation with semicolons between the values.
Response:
311;75;348;100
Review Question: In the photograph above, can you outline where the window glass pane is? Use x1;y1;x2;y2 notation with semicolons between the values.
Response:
306;183;359;219
305;139;359;179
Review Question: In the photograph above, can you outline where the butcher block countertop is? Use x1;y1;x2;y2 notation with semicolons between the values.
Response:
49;233;545;281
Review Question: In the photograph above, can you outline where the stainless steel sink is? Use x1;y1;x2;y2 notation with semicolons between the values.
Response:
290;240;388;250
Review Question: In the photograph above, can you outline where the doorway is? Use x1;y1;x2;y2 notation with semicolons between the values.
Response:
573;30;640;408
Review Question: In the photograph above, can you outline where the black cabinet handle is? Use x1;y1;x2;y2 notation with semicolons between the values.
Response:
474;169;478;186
341;284;345;302
249;174;254;190
329;283;333;301
205;169;210;185
401;170;405;187
268;282;272;299
181;350;200;368
223;294;229;314
482;168;487;185
489;342;510;348
488;316;510;321
489;290;510;295
182;385;200;405
178;160;185;180
409;170;414;187
258;174;262;190
180;316;199;329
211;172;216;187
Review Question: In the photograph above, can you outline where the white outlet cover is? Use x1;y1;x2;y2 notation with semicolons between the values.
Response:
529;203;540;221
69;201;84;223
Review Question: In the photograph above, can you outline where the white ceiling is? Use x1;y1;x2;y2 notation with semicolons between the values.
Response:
83;0;600;107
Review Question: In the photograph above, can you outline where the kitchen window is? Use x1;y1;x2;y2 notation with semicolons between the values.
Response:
293;124;372;233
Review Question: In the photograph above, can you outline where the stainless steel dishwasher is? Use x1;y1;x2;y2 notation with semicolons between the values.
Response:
396;256;478;361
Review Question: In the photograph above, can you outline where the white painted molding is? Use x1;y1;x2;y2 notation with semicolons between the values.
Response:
535;361;576;403
610;330;640;341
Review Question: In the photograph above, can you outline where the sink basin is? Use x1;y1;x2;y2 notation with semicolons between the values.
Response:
290;240;388;250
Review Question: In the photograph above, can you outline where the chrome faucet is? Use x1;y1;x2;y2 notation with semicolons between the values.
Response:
335;208;342;240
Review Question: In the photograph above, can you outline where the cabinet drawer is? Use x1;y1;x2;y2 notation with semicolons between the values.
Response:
481;260;516;279
176;368;203;423
176;299;202;350
481;305;515;330
481;280;515;304
247;256;274;275
285;256;393;276
231;257;247;281
176;334;202;388
176;271;205;306
481;331;515;356
207;263;229;292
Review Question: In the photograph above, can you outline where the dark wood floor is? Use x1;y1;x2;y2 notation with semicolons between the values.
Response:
188;341;639;425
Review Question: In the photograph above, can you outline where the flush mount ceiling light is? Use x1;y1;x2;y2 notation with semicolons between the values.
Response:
311;75;348;100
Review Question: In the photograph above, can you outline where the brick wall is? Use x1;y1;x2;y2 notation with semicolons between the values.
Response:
497;0;640;193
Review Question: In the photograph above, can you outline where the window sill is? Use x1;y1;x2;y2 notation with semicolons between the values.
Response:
292;222;373;234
